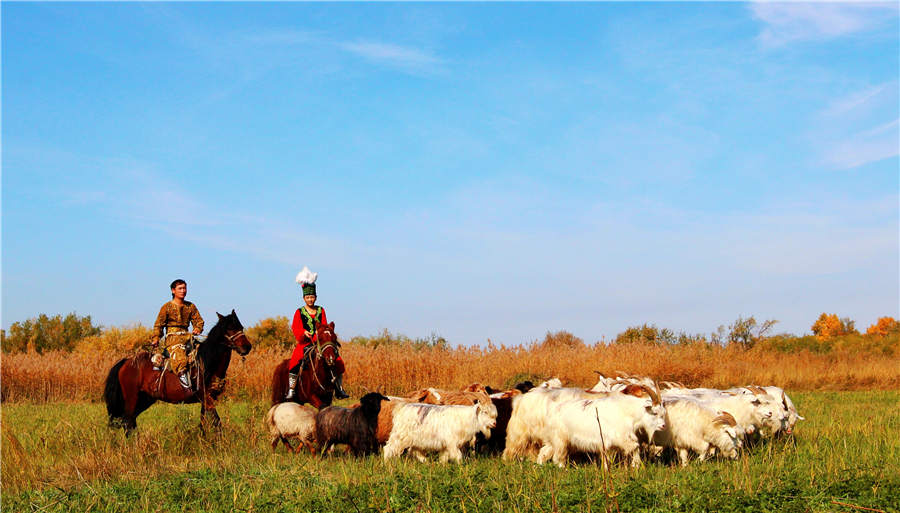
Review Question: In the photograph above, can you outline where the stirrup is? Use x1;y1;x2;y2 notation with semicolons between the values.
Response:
178;372;192;390
333;374;349;400
285;373;298;400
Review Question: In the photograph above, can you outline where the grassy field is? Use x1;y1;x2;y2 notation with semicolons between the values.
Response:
2;391;898;513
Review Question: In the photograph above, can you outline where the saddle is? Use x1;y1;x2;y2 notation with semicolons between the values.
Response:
152;333;206;388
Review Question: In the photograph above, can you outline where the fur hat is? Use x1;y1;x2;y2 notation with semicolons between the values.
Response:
295;266;318;296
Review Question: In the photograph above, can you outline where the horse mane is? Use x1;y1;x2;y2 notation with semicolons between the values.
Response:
130;352;152;369
197;314;234;381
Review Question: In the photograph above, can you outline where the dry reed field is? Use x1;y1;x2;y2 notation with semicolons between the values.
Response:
3;341;900;404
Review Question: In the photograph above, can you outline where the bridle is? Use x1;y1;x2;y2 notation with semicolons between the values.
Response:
301;328;340;393
223;329;251;354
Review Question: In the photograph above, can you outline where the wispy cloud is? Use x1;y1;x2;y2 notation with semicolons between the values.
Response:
141;8;447;106
812;81;899;170
750;2;899;48
231;28;445;76
337;40;444;75
822;118;899;169
821;83;888;117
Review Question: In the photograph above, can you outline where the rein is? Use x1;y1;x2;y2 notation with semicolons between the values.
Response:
224;330;247;351
299;336;339;395
150;326;246;398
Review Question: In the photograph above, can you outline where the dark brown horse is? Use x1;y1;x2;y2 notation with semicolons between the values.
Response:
271;321;341;409
104;310;252;434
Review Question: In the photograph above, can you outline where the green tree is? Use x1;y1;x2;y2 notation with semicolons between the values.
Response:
614;324;677;345
246;316;294;350
1;313;101;354
727;316;777;349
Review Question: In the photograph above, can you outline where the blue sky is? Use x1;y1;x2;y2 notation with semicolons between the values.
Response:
3;3;898;346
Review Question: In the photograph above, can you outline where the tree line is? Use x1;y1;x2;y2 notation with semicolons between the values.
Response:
1;311;898;355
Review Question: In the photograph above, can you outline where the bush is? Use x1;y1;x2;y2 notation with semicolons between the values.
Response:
613;324;675;345
1;313;101;354
613;324;706;346
536;331;584;349
757;331;900;357
502;372;547;390
347;329;448;350
757;334;833;354
73;324;153;354
245;316;294;350
832;332;900;356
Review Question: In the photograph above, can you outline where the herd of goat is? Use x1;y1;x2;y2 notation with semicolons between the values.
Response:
265;374;804;467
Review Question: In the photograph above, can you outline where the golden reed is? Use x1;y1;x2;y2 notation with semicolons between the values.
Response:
2;342;898;403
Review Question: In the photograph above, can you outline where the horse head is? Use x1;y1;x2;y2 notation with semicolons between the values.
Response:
315;321;340;367
215;310;253;356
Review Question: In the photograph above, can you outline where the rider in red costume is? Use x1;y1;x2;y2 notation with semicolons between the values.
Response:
285;267;349;400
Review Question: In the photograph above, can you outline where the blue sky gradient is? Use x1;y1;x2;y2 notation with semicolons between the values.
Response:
3;3;898;345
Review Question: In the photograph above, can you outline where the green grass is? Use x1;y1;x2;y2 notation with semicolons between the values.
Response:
3;392;899;512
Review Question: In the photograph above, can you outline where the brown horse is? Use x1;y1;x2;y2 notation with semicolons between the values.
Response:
104;310;252;434
271;321;341;409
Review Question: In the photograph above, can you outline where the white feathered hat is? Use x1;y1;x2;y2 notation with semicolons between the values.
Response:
295;266;318;295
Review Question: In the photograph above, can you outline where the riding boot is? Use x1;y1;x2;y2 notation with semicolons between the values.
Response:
285;373;298;400
333;373;350;400
178;371;191;390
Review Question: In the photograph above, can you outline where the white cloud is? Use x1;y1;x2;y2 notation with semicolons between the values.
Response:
812;82;899;170
235;28;445;75
821;84;888;118
823;118;899;169
338;40;443;74
750;2;898;48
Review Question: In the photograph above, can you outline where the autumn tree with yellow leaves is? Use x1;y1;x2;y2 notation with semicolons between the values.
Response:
245;315;293;349
811;313;858;340
866;317;900;337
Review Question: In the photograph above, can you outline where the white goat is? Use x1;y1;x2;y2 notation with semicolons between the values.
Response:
762;386;804;435
652;398;742;466
502;386;604;461
662;388;780;441
538;386;667;468
538;378;564;389
265;402;317;453
383;402;498;463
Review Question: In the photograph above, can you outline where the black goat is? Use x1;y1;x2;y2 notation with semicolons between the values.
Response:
315;392;389;456
477;380;535;454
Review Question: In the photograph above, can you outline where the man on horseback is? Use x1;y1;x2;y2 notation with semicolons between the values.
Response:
150;279;204;390
286;267;349;400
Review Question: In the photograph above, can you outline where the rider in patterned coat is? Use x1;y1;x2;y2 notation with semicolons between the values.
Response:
151;279;204;389
286;267;349;400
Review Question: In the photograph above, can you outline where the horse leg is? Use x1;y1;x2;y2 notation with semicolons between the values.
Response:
200;394;222;432
134;392;156;418
116;372;146;435
122;390;139;435
200;406;215;431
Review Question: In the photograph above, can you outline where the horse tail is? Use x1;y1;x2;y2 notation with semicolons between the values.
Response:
104;358;128;427
271;359;289;406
